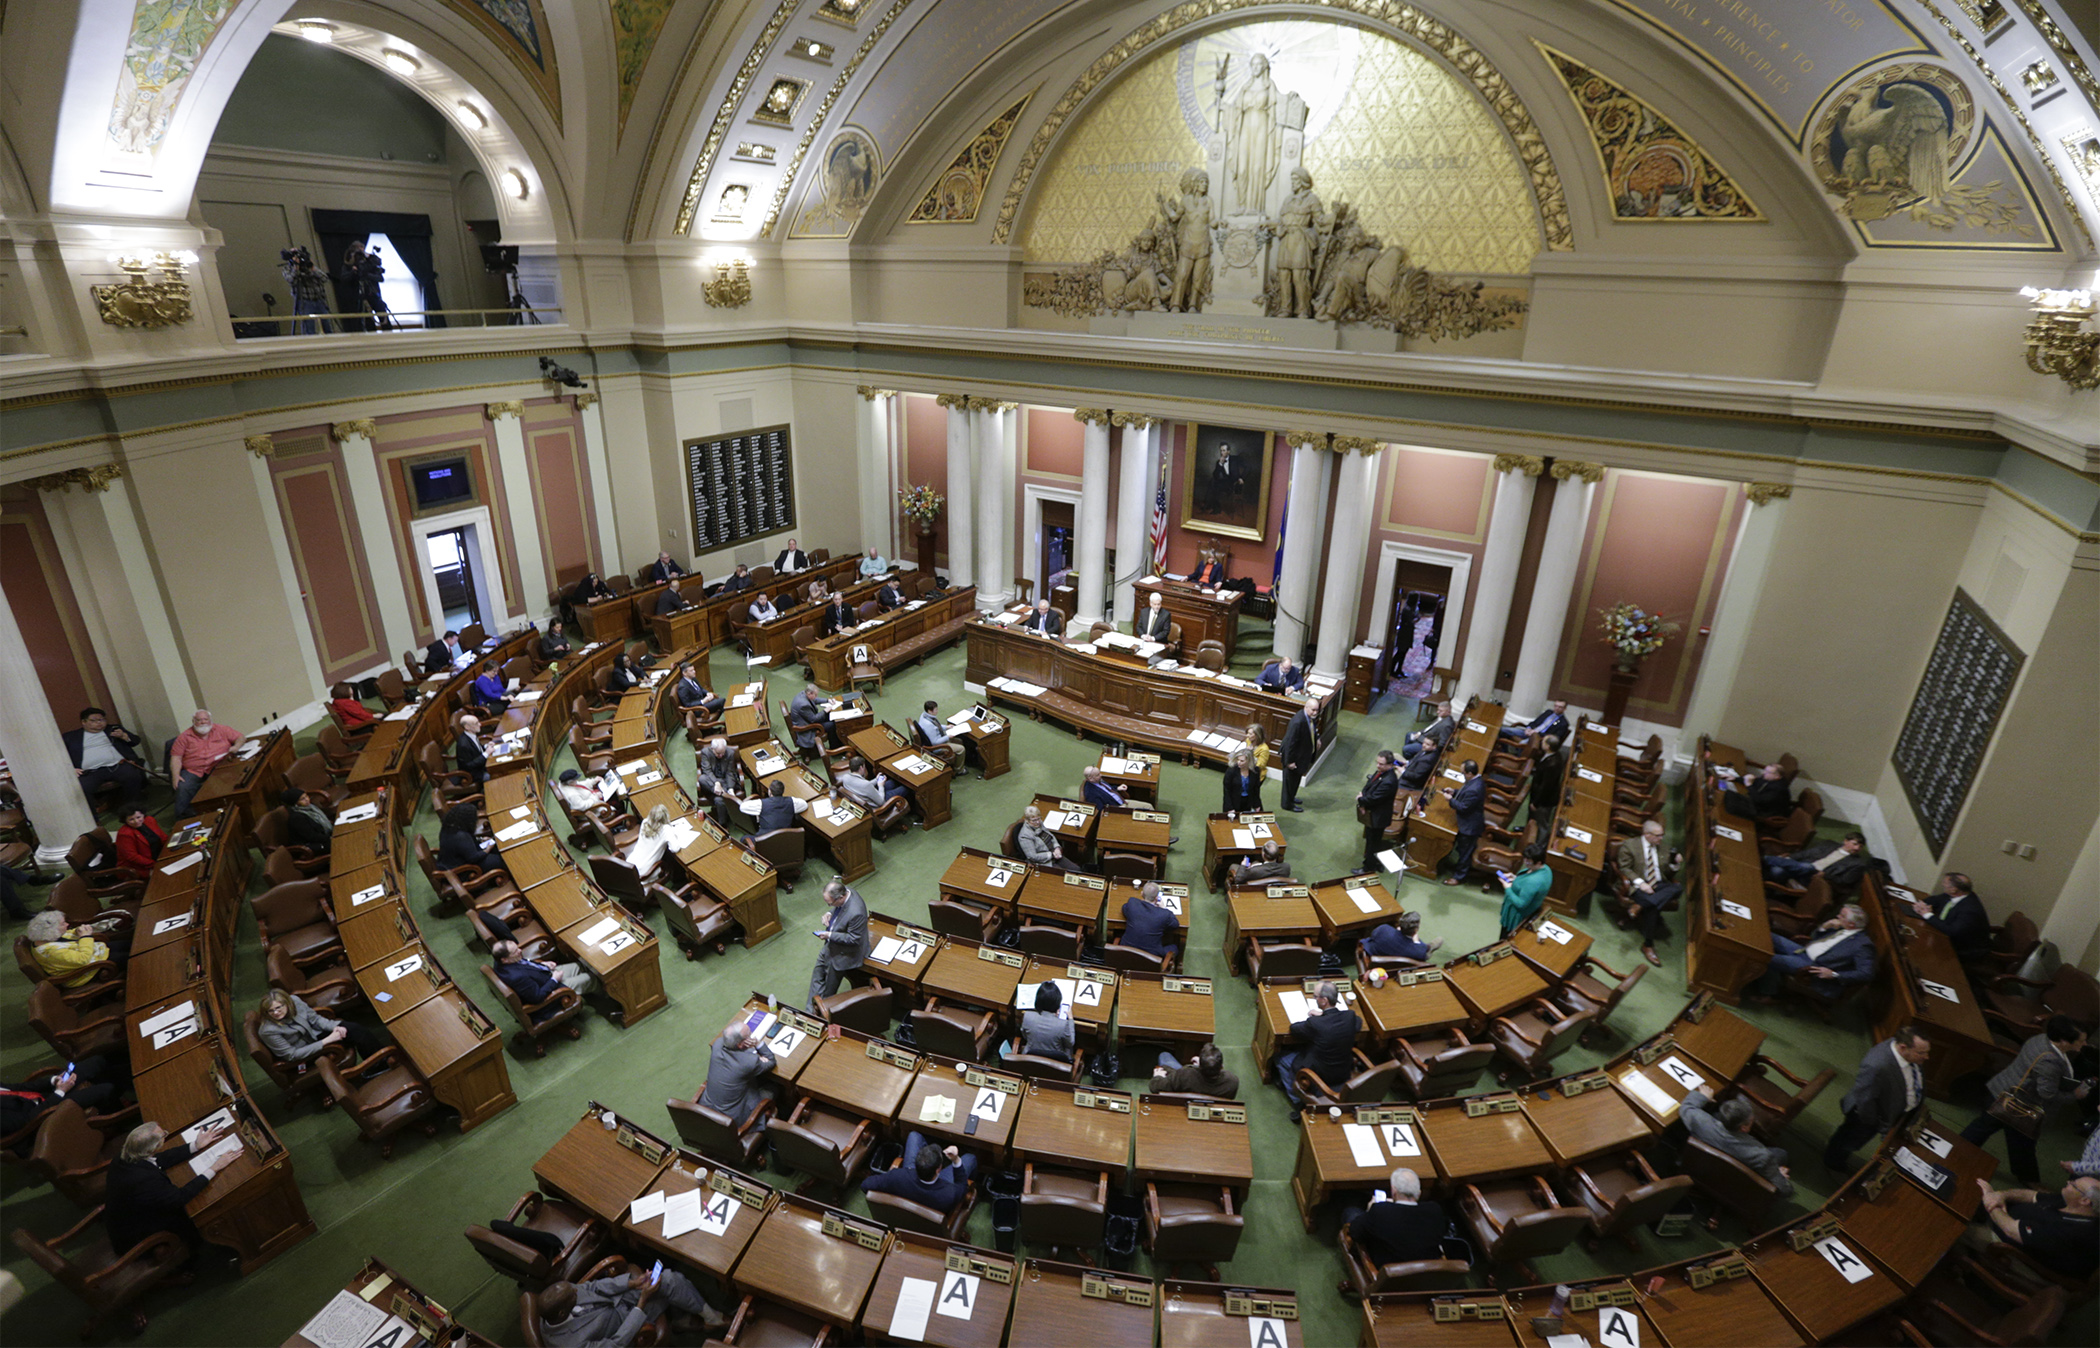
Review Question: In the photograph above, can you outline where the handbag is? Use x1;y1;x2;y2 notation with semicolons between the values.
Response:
1985;1054;2048;1139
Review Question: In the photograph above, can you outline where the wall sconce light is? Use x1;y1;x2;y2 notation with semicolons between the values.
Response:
2018;286;2099;391
503;168;530;200
456;101;488;130
703;257;753;309
93;251;196;329
295;21;335;42
381;48;421;76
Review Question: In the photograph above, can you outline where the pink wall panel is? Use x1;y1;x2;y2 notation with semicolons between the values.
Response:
527;420;596;589
1024;407;1084;478
271;454;384;682
0;486;111;720
900;394;950;568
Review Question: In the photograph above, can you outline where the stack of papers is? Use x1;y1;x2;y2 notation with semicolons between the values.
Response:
1043;810;1070;831
160;850;206;877
495;818;539;842
297;1291;407;1348
382;705;419;721
1277;990;1312;1023
1342;1123;1386;1168
894;754;933;774
986;677;1047;697
991;611;1024;625
334;802;380;825
1617;1068;1679;1116
1344;885;1382;914
730;693;756;708
514;689;544;704
1232;828;1256;849
661;820;700;852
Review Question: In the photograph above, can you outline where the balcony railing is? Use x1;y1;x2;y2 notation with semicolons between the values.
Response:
229;306;563;337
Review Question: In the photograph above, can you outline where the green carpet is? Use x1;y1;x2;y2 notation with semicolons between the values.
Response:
3;637;2094;1346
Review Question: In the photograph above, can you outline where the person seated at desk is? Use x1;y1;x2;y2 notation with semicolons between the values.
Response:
876;576;908;611
1912;871;1990;960
1229;841;1290;888
913;700;967;776
493;938;594;1013
1400;701;1454;761
470;665;509;715
1361;910;1442;962
454;715;490;783
1081;765;1125;809
604;652;640;694
1;1058;121;1135
280;787;334;855
1976;1176;2100;1280
1119;881;1180;961
25;910;127;988
695;739;743;816
537;1265;725;1347
328;683;378;735
672;662;723;718
106;1120;235;1268
1153;1042;1240;1098
786;683;827;754
1241;723;1270;773
114;806;167;873
1277;979;1357;1120
437;801;504;876
859;548;891;580
817;593;854;638
1724;760;1793;822
65;706;148;816
746;591;780;624
717;563;755;595
1763;830;1880;892
1017;805;1080;872
1023;598;1063;637
536;626;572;663
862;1131;976;1213
1615;819;1682;967
1258;655;1306;694
169;709;242;820
754;781;799;833
1003;980;1073;1061
1223;749;1263;814
1135;590;1174;643
1341;1169;1447;1266
700;1016;776;1121
570;572;615;607
1681;1090;1792;1196
257;987;385;1072
647;551;687;584
774;539;810;574
1396;744;1438;795
653;579;694;616
1498;699;1569;743
837;757;903;810
1187;553;1226;587
557;767;626;822
626;805;674;878
1744;903;1876;1004
423;630;467;676
807;577;832;606
1962;1018;2091;1185
1494;842;1553;939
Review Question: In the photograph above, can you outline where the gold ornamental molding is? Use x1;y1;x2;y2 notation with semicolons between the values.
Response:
332;419;379;442
966;396;1019;413
1551;459;1605;483
1283;430;1327;450
756;0;916;237
92;252;195;330
244;433;274;459
24;464;124;494
1111;411;1158;430
991;0;1573;253
857;385;900;400
573;392;599;409
1746;482;1794;506
1072;407;1112;425
2011;0;2099;109
1493;453;1546;475
673;0;803;235
485;400;525;421
1332;434;1384;456
933;392;972;410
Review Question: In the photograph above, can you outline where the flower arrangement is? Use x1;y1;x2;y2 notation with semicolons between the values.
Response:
897;483;944;528
1598;601;1679;660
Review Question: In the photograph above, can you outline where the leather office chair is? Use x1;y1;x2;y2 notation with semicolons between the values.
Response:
867;791;914;840
46;875;139;930
1099;851;1159;885
790;628;821;683
1004;1050;1085;1083
908;1000;1000;1061
587;855;655;914
1013;921;1082;961
999;820;1026;862
9;1205;190;1339
1020;1162;1108;1256
743;828;805;893
1906;1250;2070;1347
262;846;319;889
250;879;342;970
65;833;143;898
374;669;410;709
1564;1151;1694;1250
865;1185;974;1240
765;1099;874;1192
464;1191;607;1291
416;742;485;812
1764;872;1836;939
930;898;1006;945
244;1008;344;1112
25;1100;125;1207
1143;1181;1243;1279
700;1297;835;1347
1985;964;2099;1039
653;882;736;960
1679;1137;1780;1230
1488;999;1594;1081
665;1092;771;1169
252;808;329;877
457;621;488;649
285;752;351;810
481;964;586;1059
1972;911;2040;981
416;836;524;916
467;906;558;964
518;1257;669;1348
1756;809;1816;857
1245;938;1323;982
1336;1224;1472;1298
1097;942;1172;975
1395;1031;1498;1099
27;982;125;1060
16;939;120;1003
1295;1049;1403;1108
1551;956;1646;1042
264;943;361;1016
1458;1176;1593;1277
566;726;615;776
1192;641;1227;673
1727;1053;1835;1144
814;984;893;1036
317;1050;441;1159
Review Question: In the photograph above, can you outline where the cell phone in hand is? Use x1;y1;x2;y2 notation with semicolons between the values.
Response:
649;1260;663;1286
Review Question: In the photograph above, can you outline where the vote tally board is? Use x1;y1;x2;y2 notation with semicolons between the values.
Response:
685;425;795;550
1891;587;2024;855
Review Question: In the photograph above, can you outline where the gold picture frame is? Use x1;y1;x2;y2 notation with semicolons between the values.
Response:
1179;423;1274;542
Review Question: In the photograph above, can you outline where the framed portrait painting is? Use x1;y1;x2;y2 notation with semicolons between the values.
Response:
1179;423;1274;541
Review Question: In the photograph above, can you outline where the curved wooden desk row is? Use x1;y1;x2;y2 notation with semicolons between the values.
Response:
735;571;892;668
574;552;866;645
805;584;981;692
532;1101;1298;1346
1684;738;1777;1002
123;805;315;1272
283;1257;497;1348
963;620;1339;769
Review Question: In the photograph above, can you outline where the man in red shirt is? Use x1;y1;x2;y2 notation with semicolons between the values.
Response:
169;710;241;820
114;808;168;874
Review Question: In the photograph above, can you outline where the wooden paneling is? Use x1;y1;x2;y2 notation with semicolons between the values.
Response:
902;393;950;567
272;449;384;683
524;400;600;590
0;484;111;718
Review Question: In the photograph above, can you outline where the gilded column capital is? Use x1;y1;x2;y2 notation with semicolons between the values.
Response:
855;385;898;401
965;396;1017;413
573;392;600;410
1550;459;1605;483
1110;411;1158;430
244;433;274;459
1493;453;1546;476
1072;407;1112;426
1332;435;1383;456
1283;430;1328;450
332;419;378;442
485;400;525;421
1746;482;1794;506
23;465;124;494
933;392;971;411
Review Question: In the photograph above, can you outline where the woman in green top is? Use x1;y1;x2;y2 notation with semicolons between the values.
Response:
1497;842;1554;938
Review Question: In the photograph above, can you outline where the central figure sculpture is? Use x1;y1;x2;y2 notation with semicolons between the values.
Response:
1226;53;1282;215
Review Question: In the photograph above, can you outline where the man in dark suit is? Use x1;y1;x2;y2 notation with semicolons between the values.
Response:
1280;702;1316;812
787;684;826;754
718;564;755;594
1527;735;1566;824
1442;758;1486;885
1824;1025;1931;1170
653;580;693;616
648;551;687;584
1498;699;1569;743
1341;1169;1447;1266
774;539;810;574
861;1133;976;1214
1277;980;1358;1118
1725;761;1793;821
1135;591;1174;643
1229;841;1291;887
454;715;490;783
673;662;723;718
817;594;854;637
808;878;867;1008
493;939;594;1014
1118;882;1181;960
1024;599;1063;637
64;707;147;815
1080;766;1126;809
1764;832;1879;891
1357;750;1400;874
698;1017;776;1122
1912;873;1989;960
875;577;908;611
1746;903;1877;1004
424;630;465;675
1401;701;1454;760
1258;655;1306;693
569;572;614;606
755;781;797;833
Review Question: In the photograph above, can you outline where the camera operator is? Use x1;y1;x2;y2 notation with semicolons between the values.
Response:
354;243;394;331
279;247;331;335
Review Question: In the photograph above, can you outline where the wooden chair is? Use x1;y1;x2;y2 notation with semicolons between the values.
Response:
1457;1176;1593;1280
252;808;329;877
665;1092;772;1169
1020;1162;1107;1256
1984;964;2099;1039
1143;1181;1243;1279
653;882;736;960
316;722;365;770
463;1192;607;1292
1550;956;1646;1042
317;1049;442;1159
1337;1224;1472;1297
27;982;125;1060
286;752;351;809
416;741;485;812
743;828;805;893
243;1008;346;1112
1727;1052;1835;1144
1755;809;1816;856
1972;911;2040;980
25;1100;126;1208
1679;1137;1779;1230
1394;1030;1497;1100
1192;641;1227;673
1013;921;1081;961
813;984;894;1036
1295;1049;1402;1107
1099;850;1159;884
16;936;121;1002
1245;938;1323;982
415;837;523;917
374;668;410;709
931;897;1004;944
264;943;361;1016
1563;1151;1694;1250
1488;999;1594;1080
765;1099;875;1192
1004;1050;1086;1084
9;1204;190;1339
1097;941;1172;975
250;879;342;969
865;1184;974;1241
1904;1251;2068;1347
64;833;142;898
907;1000;999;1061
481;964;586;1058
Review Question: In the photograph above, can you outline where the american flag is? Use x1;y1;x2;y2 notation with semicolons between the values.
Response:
1271;480;1290;589
1149;452;1169;572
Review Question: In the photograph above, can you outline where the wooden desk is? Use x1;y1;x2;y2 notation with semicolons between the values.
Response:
863;915;940;997
1251;978;1367;1075
1636;1257;1805;1347
1665;1002;1767;1083
1027;794;1098;853
1015;870;1108;932
922;939;1026;1018
131;895;204;960
1902;1114;1997;1216
1018;958;1117;1042
1103;879;1189;944
1863;873;1997;1098
737;996;823;1085
1134;1096;1251;1194
1008;1260;1155;1348
337;898;417;975
720;697;773;750
796;1029;918;1130
732;1194;886;1328
1094;806;1172;871
1010;1081;1133;1183
1202;813;1284;891
1311;874;1405;943
951;707;1012;780
1288;1110;1434;1229
795;777;876;883
683;842;780;946
1420;1097;1553;1185
1222;886;1320;973
938;848;1028;917
1610;1050;1717;1130
863;1233;1017;1348
354;942;444;1022
1442;951;1550;1022
1096;751;1159;804
1159;1281;1304;1348
1506;917;1592;982
1357;974;1471;1043
555;907;666;1025
284;1257;495;1348
1114;974;1215;1055
1744;1222;1906;1342
875;735;954;829
1518;1078;1655;1167
191;727;294;837
518;871;602;934
503;834;575;891
902;1058;1022;1159
1506;1282;1659;1348
1684;741;1774;999
124;943;200;1008
622;1156;770;1279
1827;1168;1969;1290
392;987;512;1129
805;585;978;690
648;602;710;653
1136;577;1242;654
534;1106;675;1224
1358;1292;1521;1348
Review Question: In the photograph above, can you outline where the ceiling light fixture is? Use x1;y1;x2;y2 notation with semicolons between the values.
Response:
456;100;488;129
503;168;530;201
382;48;420;76
295;21;335;43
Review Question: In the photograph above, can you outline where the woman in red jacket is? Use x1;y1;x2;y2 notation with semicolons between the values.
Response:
114;807;167;873
328;682;377;737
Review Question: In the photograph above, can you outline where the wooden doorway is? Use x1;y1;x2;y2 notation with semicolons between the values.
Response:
1388;558;1450;699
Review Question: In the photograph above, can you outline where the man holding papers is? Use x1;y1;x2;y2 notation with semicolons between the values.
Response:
1340;1168;1446;1266
807;878;868;1009
698;1016;777;1123
1276;980;1358;1121
862;1133;976;1214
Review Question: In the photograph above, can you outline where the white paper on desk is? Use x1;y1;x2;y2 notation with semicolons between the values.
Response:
152;911;194;935
662;821;698;852
1574;766;1604;784
870;936;902;965
1345;885;1382;914
1342;1123;1386;1169
578;916;621;946
730;694;756;708
746;654;774;666
1713;824;1744;842
494;819;538;843
382;705;418;722
617;759;648;775
140;1000;197;1036
514;690;543;704
938;1270;980;1321
1277;990;1311;1023
1917;1130;1954;1158
384;954;423;982
508;805;532;820
898;755;933;775
180;1107;235;1146
986;868;1011;889
1656;1056;1707;1094
771;1027;806;1056
1378;849;1407;873
1384;1123;1423;1158
698;1191;740;1236
335;802;380;825
1544;1336;1588;1348
1232;828;1256;850
160;850;206;876
1814;1236;1876;1284
1920;978;1961;1003
635;770;664;787
1564;826;1594;845
1464;720;1490;735
889;1276;937;1341
1440;768;1465;783
1538;920;1574;945
600;931;637;956
1719;899;1753;920
1043;810;1068;832
659;1187;705;1239
1619;1068;1679;1116
629;1189;668;1224
920;1094;957;1125
991;611;1023;625
299;1290;390;1348
972;1088;1005;1122
192;1134;243;1174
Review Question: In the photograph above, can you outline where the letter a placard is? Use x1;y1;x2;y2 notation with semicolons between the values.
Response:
1247;1316;1288;1348
1597;1306;1640;1348
936;1271;978;1320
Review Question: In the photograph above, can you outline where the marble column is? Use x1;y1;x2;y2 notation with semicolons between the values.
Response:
1457;454;1544;706
1272;431;1335;663
1680;482;1792;742
1311;438;1384;676
485;400;540;622
972;398;1018;609
855;386;899;563
1073;409;1113;624
935;394;975;592
1507;460;1603;715
1111;413;1158;624
240;434;328;706
573;393;622;578
333;419;418;661
0;575;99;862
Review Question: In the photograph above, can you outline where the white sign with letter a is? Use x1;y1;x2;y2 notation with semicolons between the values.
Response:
1597;1305;1640;1348
1248;1316;1288;1348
